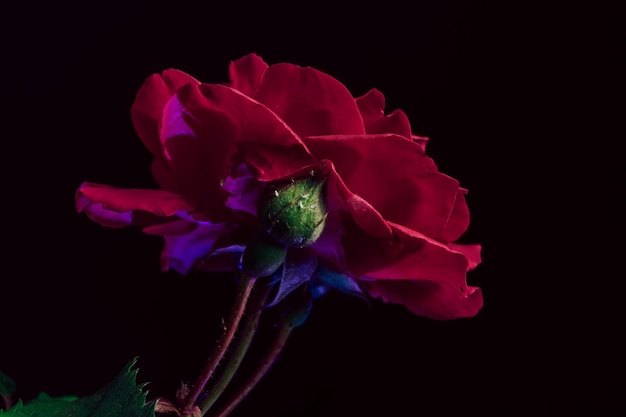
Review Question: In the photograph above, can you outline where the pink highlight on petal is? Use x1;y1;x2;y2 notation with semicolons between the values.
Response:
228;53;269;96
411;135;429;153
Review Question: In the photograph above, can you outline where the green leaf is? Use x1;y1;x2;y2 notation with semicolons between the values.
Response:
0;358;155;417
33;392;79;402
0;371;16;396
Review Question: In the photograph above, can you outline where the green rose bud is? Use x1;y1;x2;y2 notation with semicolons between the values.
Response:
257;175;328;248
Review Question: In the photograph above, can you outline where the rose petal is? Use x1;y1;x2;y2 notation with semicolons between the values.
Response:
160;83;314;211
131;69;199;156
304;134;461;239
144;220;234;274
362;279;483;320
131;70;199;190
76;190;132;228
321;161;393;239
235;141;317;181
437;188;471;243
412;135;429;153
172;83;314;182
76;182;196;228
223;164;264;217
253;63;365;136
449;243;482;271
228;53;269;96
360;222;482;320
159;88;233;218
356;88;412;139
366;222;475;282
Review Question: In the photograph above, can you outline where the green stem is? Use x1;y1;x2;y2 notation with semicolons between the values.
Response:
199;280;273;415
182;273;256;415
210;322;293;417
1;394;12;411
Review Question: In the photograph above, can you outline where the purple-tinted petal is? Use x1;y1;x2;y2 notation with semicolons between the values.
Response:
267;249;318;307
223;164;264;217
131;69;199;190
143;219;234;274
76;189;132;228
131;69;199;156
309;209;348;272
76;182;195;228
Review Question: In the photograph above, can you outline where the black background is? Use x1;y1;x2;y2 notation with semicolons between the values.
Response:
1;1;624;416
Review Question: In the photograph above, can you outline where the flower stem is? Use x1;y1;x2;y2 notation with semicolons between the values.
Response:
210;321;293;417
182;273;256;415
1;394;12;411
199;279;273;415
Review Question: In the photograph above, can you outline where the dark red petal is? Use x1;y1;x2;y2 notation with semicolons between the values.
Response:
436;188;471;243
131;69;198;157
253;63;365;136
158;86;235;217
144;220;232;274
235;141;317;181
360;222;482;319
449;243;482;271
228;53;269;96
356;89;412;139
363;279;483;320
131;69;199;190
76;182;195;222
334;180;392;238
159;83;314;216
76;186;132;228
304;134;462;239
366;222;477;282
171;84;314;182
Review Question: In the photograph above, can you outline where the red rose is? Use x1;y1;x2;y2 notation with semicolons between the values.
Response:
76;53;482;320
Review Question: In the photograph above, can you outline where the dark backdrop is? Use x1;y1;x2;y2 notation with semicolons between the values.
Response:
1;1;623;416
